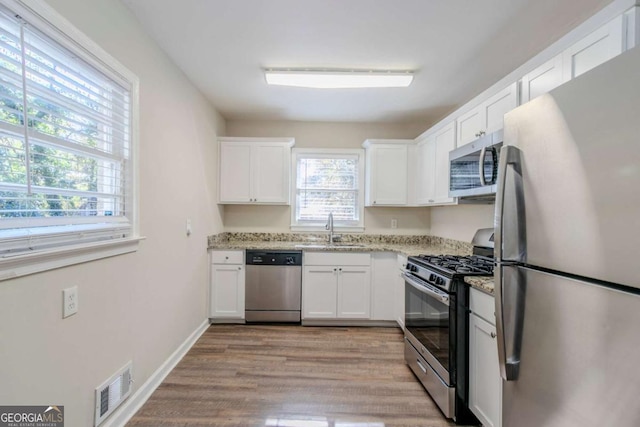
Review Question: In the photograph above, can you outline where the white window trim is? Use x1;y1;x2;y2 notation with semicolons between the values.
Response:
290;148;365;232
0;0;141;281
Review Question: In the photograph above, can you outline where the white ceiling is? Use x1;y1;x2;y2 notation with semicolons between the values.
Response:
121;0;613;124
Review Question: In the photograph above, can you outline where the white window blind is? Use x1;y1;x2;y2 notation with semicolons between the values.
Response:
293;150;364;228
0;3;134;256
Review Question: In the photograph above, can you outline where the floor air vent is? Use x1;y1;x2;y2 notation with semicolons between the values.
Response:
94;362;133;426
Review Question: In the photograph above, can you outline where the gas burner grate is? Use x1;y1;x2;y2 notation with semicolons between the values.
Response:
414;254;494;275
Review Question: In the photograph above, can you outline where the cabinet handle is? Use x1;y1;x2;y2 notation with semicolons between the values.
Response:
225;256;229;259
333;268;337;272
238;266;242;270
491;332;497;339
338;268;342;272
428;199;434;203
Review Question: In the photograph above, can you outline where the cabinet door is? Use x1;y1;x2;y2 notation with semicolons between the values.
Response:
469;314;502;427
368;145;408;206
483;82;518;135
395;255;407;330
252;144;290;204
210;264;245;318
219;143;252;203
303;267;338;318
370;253;396;321
337;266;371;318
415;138;436;205
521;55;565;103
433;123;456;203
457;106;483;147
563;15;623;81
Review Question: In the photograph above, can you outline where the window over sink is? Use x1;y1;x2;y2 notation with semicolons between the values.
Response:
291;148;364;232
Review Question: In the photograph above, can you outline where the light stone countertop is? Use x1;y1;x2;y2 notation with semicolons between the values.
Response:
464;276;495;294
207;232;473;258
208;240;471;258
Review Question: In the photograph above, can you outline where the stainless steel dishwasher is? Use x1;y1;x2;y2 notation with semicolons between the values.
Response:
245;250;302;323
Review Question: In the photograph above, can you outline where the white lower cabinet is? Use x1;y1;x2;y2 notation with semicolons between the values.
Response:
303;252;371;320
469;287;502;427
395;254;407;329
210;251;245;320
370;253;397;321
303;266;339;318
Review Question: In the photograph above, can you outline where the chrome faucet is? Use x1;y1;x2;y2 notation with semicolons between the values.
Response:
325;212;334;245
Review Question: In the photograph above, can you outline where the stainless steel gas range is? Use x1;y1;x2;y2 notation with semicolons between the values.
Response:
403;229;494;424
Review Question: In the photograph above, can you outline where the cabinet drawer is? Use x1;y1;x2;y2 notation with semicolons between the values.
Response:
211;250;244;264
470;287;495;325
304;252;371;266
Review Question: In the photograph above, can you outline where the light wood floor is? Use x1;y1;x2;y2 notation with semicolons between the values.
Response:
127;325;467;427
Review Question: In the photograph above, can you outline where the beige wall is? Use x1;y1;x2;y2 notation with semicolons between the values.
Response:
429;204;495;242
224;120;432;235
0;1;224;425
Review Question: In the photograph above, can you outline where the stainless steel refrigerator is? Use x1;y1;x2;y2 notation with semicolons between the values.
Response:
495;46;640;427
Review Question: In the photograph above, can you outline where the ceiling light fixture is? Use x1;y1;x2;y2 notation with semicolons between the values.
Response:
264;69;414;89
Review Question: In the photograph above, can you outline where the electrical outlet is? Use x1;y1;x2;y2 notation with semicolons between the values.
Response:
63;286;78;318
391;218;398;229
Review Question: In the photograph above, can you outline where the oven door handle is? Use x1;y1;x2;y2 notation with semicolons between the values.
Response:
403;273;450;306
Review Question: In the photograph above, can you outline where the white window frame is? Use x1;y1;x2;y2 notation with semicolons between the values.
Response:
290;148;365;232
0;0;141;281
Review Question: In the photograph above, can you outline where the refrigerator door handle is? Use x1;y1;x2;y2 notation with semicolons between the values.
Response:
495;264;526;381
494;145;526;262
494;144;526;381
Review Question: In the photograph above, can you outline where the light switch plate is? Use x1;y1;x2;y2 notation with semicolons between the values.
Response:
63;286;78;318
391;219;398;229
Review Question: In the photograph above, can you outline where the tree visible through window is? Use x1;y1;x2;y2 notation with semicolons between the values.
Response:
294;151;363;228
0;3;134;255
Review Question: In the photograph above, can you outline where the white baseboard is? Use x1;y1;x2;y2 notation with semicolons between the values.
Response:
102;319;209;427
301;319;398;327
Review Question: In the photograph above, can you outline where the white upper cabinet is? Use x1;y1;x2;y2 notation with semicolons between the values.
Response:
363;140;413;206
562;15;624;81
415;138;436;205
457;83;518;147
416;122;456;206
521;54;565;103
218;137;294;204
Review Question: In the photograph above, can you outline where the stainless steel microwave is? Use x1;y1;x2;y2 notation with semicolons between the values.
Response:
449;129;503;199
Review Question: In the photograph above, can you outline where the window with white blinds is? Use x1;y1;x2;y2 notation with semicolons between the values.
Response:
0;2;136;257
292;149;364;229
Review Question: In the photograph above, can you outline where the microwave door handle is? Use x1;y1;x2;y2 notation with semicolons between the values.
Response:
490;147;499;185
479;146;488;186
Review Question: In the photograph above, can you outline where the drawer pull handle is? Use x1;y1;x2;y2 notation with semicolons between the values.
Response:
416;359;428;374
491;332;497;339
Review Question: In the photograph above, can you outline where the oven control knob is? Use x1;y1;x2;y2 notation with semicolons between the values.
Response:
410;265;418;272
435;277;443;286
429;274;435;282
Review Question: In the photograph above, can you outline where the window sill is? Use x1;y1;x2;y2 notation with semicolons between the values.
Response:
0;237;145;282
